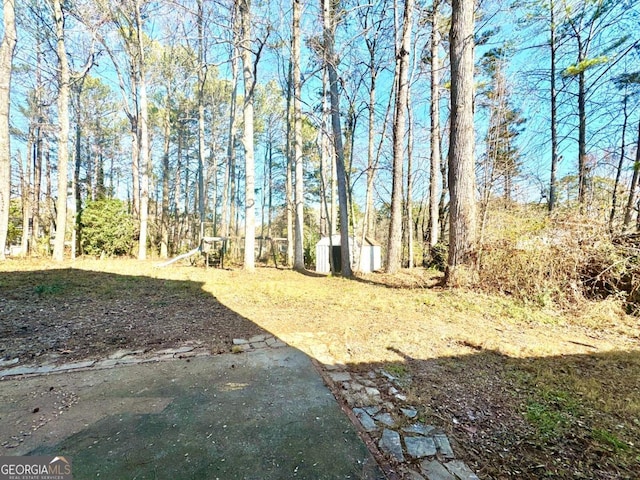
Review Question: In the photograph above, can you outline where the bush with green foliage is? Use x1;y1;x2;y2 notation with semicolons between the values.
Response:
81;199;135;257
7;200;22;245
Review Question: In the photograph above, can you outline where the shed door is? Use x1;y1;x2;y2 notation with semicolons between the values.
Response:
331;246;342;273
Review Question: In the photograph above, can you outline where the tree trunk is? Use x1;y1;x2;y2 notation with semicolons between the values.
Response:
135;0;150;260
197;0;206;232
0;0;17;260
240;0;255;271
284;61;294;265
364;45;377;240
548;0;559;212
21;151;30;256
446;0;477;286
406;77;415;269
52;0;70;262
610;93;628;232
222;20;239;240
293;0;305;271
386;0;414;274
72;80;84;258
577;36;587;206
322;0;352;277
429;3;441;249
160;91;171;258
623;118;640;229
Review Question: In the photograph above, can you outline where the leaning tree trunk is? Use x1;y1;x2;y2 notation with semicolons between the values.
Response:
0;0;17;260
386;0;414;274
52;0;70;262
446;0;477;286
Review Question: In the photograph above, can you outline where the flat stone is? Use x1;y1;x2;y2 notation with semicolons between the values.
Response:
109;349;144;359
395;394;408;401
250;341;268;349
421;460;456;480
350;382;365;391
96;359;119;368
405;436;436;458
379;369;397;381
248;334;268;343
0;358;19;367
323;363;342;371
365;387;380;396
363;406;381;416
265;337;285;347
232;338;249;345
157;346;194;355
403;424;436;436
405;469;426;480
0;366;39;377
444;461;480;480
379;428;404;462
353;408;378;432
374;412;395;427
434;434;455;458
389;386;399;395
117;357;145;364
328;371;351;383
401;408;418;418
51;360;95;372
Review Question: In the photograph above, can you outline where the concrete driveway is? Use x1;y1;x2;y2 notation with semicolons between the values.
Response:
0;346;384;479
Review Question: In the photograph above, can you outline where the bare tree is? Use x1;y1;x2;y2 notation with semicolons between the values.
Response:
321;0;352;277
293;0;305;271
548;0;560;212
429;0;442;249
239;0;256;271
386;0;414;274
0;0;17;260
52;0;71;262
446;0;477;286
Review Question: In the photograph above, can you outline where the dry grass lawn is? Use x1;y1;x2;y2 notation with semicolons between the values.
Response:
1;258;638;478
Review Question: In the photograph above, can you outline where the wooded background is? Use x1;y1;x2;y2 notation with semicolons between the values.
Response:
0;0;639;286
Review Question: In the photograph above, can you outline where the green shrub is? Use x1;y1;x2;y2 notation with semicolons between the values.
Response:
81;199;135;257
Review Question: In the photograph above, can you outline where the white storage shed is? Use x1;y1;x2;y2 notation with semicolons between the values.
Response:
315;235;381;274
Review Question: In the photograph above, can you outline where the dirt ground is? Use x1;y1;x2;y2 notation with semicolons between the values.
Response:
1;259;638;479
